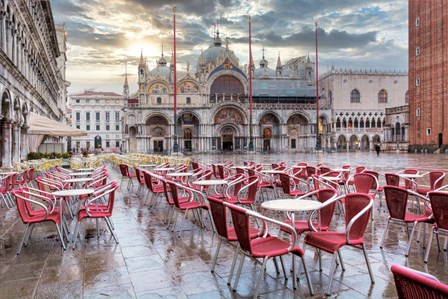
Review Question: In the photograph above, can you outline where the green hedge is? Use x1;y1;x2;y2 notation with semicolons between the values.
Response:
27;152;72;160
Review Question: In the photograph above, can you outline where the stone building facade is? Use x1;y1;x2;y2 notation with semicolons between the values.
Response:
319;68;408;151
0;0;67;167
122;33;331;153
70;91;124;152
408;0;448;152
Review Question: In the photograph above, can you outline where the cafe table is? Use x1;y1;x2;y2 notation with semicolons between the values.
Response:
261;199;323;230
191;179;228;194
52;188;95;239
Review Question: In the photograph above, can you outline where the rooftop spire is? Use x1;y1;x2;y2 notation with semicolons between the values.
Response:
124;62;129;87
139;48;144;66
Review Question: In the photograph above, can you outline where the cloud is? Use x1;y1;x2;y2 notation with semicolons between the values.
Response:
50;0;408;94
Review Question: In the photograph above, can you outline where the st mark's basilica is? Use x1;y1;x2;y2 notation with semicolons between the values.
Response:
121;31;330;154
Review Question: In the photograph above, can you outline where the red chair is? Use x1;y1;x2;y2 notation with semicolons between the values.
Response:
0;175;14;209
391;264;448;298
12;187;66;254
346;166;366;191
166;180;210;233
227;203;314;298
207;196;259;275
416;171;445;196
424;191;448;263
281;188;338;236
133;166;146;196
279;173;308;198
211;174;245;203
118;164;136;190
380;186;432;256
385;173;401;186
304;193;375;295
72;182;119;248
142;170;164;207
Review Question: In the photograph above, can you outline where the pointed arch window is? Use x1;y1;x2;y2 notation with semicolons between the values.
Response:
378;89;388;103
157;97;162;105
405;90;409;104
350;89;360;103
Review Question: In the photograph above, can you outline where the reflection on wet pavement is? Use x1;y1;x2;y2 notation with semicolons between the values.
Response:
1;151;447;298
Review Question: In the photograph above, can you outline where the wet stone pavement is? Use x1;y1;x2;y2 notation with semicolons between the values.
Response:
1;151;448;298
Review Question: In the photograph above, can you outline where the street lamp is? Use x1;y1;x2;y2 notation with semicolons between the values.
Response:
172;6;179;153
248;15;254;152
315;21;321;150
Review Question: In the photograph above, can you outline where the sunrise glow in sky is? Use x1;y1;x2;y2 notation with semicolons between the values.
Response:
51;0;409;96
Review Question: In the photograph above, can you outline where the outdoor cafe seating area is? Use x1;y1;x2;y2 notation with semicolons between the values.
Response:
1;153;448;298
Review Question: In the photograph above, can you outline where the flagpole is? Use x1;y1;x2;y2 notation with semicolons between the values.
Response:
172;6;179;153
315;21;321;150
248;15;254;152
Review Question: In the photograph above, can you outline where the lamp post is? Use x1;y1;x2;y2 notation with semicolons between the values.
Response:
248;15;254;152
315;21;321;150
172;6;179;153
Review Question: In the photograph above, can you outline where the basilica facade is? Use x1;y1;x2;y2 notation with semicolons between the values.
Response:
122;33;331;154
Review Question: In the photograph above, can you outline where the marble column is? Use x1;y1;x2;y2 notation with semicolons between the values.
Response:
20;126;28;160
2;120;12;168
13;123;20;163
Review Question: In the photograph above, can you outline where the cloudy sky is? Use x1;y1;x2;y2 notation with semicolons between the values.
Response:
51;0;409;96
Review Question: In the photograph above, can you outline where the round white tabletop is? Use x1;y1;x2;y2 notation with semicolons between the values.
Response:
332;168;351;172
192;179;228;186
63;178;93;184
154;167;175;171
399;173;423;179
261;170;285;174
0;171;18;175
166;172;194;177
139;164;158;168
319;176;340;181
75;168;95;172
261;199;323;212
70;172;94;177
52;189;95;197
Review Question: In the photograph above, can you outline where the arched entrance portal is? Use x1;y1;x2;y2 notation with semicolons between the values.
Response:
263;127;272;151
221;126;235;151
129;127;137;152
337;135;347;150
361;135;369;151
349;135;359;151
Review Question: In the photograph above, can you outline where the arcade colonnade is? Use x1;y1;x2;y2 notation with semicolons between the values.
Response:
123;104;331;153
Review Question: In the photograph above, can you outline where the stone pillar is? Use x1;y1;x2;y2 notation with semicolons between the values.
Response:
20;126;28;161
2;120;12;168
13;124;20;163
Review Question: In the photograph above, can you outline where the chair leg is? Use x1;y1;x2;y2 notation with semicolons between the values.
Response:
17;224;30;255
300;255;314;296
254;257;268;299
406;222;418;257
337;250;345;271
227;245;240;285
361;244;375;284
211;239;222;273
380;219;391;249
55;223;66;250
424;228;434;263
326;253;338;296
232;253;245;291
105;217;119;244
72;220;81;249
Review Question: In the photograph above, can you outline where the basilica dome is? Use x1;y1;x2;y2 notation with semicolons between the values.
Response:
151;54;171;81
196;33;240;72
254;57;275;78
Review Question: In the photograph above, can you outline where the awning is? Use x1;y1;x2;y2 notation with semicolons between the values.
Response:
27;112;87;137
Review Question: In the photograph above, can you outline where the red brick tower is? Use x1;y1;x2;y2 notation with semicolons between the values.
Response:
408;0;448;152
